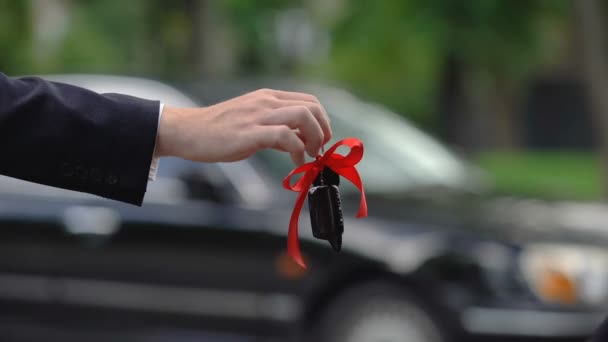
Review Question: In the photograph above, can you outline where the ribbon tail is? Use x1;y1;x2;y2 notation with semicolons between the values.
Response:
334;166;368;217
287;188;309;268
357;187;368;218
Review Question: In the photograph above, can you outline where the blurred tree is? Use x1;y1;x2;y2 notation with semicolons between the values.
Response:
217;0;305;73
145;0;208;78
311;0;443;130
311;0;570;149
217;0;570;146
0;0;212;79
216;0;443;127
439;0;570;151
52;0;148;74
0;1;32;73
0;0;572;153
576;0;608;199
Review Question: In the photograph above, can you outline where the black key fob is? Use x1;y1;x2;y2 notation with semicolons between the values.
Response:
308;167;344;252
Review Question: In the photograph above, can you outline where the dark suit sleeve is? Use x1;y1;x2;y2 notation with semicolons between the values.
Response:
0;73;160;206
589;318;608;342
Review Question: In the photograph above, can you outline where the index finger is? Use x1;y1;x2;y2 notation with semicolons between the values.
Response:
271;89;320;104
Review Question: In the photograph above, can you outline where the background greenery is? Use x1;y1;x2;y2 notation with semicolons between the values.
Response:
478;151;601;201
1;0;603;200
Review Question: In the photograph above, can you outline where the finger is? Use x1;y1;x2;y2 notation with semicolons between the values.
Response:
290;151;306;166
240;88;321;106
263;99;332;144
257;106;324;157
278;130;306;166
268;139;305;166
270;89;319;104
251;125;305;162
291;131;306;166
237;88;313;103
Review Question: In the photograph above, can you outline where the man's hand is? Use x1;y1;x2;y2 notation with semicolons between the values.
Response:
156;88;332;166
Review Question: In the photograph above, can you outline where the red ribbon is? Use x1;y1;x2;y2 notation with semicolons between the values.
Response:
282;138;368;268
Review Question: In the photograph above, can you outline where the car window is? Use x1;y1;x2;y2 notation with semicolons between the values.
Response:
151;157;232;203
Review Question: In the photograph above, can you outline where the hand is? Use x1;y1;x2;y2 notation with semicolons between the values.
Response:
156;88;332;166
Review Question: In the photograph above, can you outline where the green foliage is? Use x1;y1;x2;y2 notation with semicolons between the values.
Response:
0;0;32;73
307;0;570;129
217;0;305;72
0;0;198;78
0;0;571;131
422;0;569;74
312;0;444;128
478;151;601;200
0;1;587;201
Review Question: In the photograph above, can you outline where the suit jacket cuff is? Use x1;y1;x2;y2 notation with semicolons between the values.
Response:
148;103;164;182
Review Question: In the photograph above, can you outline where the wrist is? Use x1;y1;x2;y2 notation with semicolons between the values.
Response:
156;105;182;157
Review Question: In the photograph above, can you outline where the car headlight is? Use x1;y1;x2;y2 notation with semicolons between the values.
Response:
520;243;608;306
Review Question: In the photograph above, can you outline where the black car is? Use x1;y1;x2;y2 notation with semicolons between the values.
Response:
0;75;606;342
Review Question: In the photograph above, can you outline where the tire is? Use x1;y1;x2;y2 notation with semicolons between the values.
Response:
315;281;447;342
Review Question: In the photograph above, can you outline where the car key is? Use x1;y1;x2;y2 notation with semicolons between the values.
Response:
308;166;344;252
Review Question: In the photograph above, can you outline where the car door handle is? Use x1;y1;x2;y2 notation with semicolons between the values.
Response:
61;206;121;236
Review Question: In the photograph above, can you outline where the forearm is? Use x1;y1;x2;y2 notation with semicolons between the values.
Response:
0;79;330;206
0;73;160;205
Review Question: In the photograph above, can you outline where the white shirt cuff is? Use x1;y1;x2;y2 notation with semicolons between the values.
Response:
148;103;164;181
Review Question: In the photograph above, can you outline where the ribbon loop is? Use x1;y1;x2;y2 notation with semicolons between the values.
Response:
282;138;367;268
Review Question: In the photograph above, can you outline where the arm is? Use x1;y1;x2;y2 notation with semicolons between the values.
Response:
590;319;608;341
0;74;331;206
0;73;160;205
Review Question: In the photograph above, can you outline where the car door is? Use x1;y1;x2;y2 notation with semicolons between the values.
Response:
89;158;315;335
0;173;120;338
0;158;313;339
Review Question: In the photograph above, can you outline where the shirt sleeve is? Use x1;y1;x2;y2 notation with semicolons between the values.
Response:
148;103;164;181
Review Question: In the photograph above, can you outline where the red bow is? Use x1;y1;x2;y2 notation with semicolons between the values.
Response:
282;138;368;268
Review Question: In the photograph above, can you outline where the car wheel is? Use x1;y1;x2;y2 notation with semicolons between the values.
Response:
316;281;447;342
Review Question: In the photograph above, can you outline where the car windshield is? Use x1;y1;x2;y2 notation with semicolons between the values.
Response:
256;89;472;194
